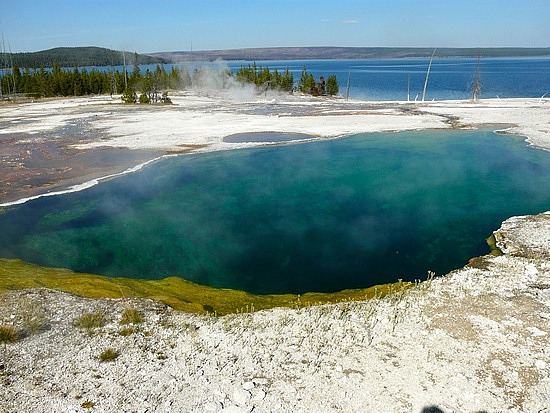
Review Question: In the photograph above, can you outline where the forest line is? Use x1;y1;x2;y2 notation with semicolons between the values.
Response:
1;60;339;102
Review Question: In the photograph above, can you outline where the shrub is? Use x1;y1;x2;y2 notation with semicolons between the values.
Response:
138;93;150;104
98;348;119;362
161;91;172;104
121;87;137;103
119;308;144;325
73;310;107;329
0;325;18;344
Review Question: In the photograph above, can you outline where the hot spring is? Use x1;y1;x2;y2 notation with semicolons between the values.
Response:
1;129;549;294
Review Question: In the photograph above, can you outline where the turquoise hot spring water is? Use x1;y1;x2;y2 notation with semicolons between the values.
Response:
0;129;549;294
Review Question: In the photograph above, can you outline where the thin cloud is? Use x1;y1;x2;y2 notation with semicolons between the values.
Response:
342;19;359;24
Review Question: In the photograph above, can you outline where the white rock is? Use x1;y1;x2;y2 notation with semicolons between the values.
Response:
232;387;251;405
242;381;254;391
253;389;266;401
535;360;547;370
204;401;222;412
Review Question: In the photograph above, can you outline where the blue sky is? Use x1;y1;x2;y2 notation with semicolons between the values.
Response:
2;0;549;53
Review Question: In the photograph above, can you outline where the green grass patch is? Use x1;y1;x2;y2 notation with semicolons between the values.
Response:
0;258;411;316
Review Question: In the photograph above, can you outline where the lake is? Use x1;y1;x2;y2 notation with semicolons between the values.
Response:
233;57;550;101
77;56;550;101
180;57;550;101
1;129;549;294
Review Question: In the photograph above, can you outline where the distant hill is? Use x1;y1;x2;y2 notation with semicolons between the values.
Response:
9;47;168;68
8;46;550;68
152;46;550;62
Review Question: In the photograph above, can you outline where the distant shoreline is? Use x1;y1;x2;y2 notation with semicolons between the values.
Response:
8;46;550;68
150;46;550;62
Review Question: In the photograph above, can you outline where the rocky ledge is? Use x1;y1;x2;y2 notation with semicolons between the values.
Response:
0;213;549;413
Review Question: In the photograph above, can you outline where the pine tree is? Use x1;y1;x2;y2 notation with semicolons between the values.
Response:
258;67;272;87
72;67;82;96
299;68;316;94
37;66;51;97
115;71;126;93
280;69;293;91
141;69;154;102
129;52;141;89
299;67;309;93
52;63;62;95
325;75;339;96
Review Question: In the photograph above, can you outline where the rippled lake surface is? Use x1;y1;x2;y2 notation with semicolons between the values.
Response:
1;129;549;294
225;57;550;101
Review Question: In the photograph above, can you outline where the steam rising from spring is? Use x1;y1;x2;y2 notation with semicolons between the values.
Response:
180;60;290;103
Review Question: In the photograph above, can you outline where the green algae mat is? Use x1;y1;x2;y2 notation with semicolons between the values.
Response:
0;258;405;315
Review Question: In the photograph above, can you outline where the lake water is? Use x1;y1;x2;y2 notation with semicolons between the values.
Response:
92;56;550;101
223;57;550;101
1;129;549;294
